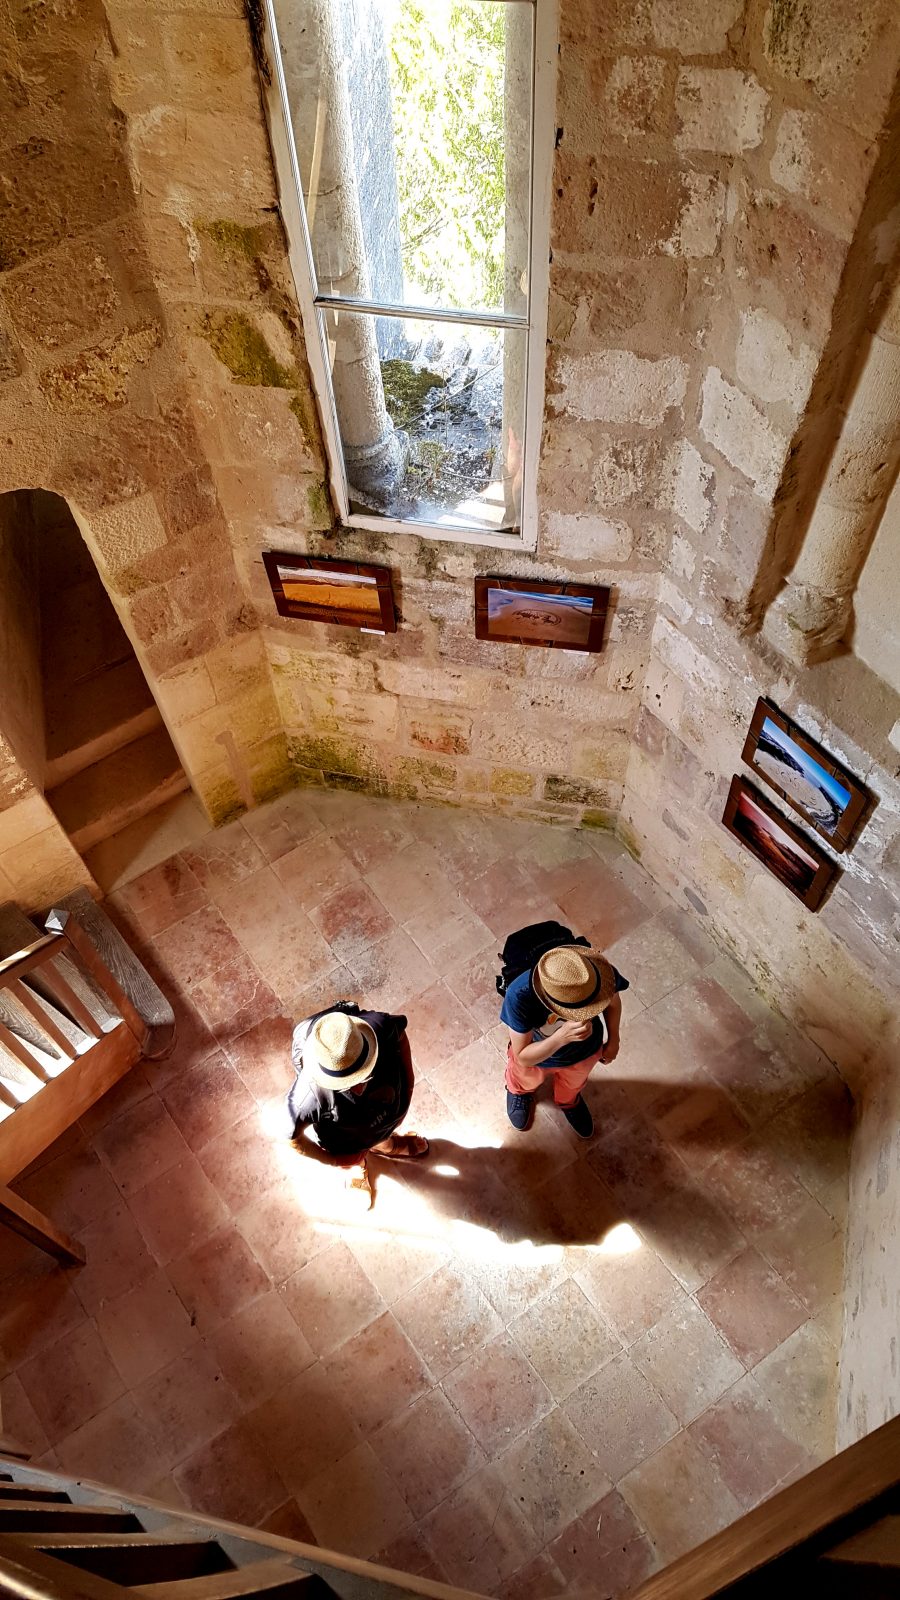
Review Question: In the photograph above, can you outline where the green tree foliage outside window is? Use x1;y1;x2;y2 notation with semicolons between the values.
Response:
387;0;506;311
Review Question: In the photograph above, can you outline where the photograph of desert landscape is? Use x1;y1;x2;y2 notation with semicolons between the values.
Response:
276;565;382;616
727;779;827;902
486;584;594;645
750;713;851;835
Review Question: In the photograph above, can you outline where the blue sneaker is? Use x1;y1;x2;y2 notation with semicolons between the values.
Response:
562;1096;593;1139
506;1090;534;1132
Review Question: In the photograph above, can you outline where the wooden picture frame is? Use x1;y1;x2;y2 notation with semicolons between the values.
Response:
723;776;838;911
263;552;397;633
474;576;610;652
742;698;868;852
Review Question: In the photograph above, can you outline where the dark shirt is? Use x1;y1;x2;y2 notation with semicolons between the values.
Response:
500;965;629;1070
288;1001;411;1156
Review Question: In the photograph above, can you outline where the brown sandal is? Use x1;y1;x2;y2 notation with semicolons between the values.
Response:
375;1132;430;1160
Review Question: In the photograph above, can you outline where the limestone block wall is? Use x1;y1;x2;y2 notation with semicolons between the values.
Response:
0;0;300;912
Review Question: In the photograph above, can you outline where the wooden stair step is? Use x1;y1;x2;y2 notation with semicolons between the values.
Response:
139;1558;335;1599
825;1515;900;1566
0;1486;70;1502
47;726;189;853
17;1534;234;1585
0;1504;142;1532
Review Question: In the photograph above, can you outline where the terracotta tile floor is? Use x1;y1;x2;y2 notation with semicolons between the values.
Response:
0;789;852;1595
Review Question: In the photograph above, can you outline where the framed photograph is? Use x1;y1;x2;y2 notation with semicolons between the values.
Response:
474;576;610;652
742;698;868;852
723;776;838;911
263;552;397;633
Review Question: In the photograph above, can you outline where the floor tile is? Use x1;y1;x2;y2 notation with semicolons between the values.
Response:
224;1014;295;1106
373;1528;446;1585
370;1387;485;1519
280;1242;385;1356
511;1278;620;1399
299;1441;412;1559
0;1263;87;1367
128;1152;230;1264
496;1552;567;1600
16;1140;121;1237
649;976;754;1062
443;1333;553;1457
274;834;360;910
167;1226;271;1332
234;1178;327;1285
158;1049;257;1153
93;1095;191;1195
55;1394;167;1493
751;1319;838;1460
18;1322;126;1443
214;868;337;1005
309;882;396;967
180;822;268;895
698;1247;808;1368
397;980;482;1072
133;1343;239;1468
245;1363;362;1493
496;1409;612;1545
620;1430;742;1563
69;1202;158;1316
241;791;324;862
606;917;704;1008
635;1179;747;1293
688;1373;808;1509
419;1462;542;1591
393;1264;503;1380
173;1417;288;1525
630;1299;745;1426
346;1224;449;1307
648;1082;749;1174
196;1111;293;1215
548;1487;658;1594
207;1290;316;1405
115;857;207;937
0;1372;49;1456
324;1312;433;1436
154;902;249;990
563;1351;679;1482
364;840;457;923
95;1269;196;1388
404;893;495;974
346;926;438;1012
574;1238;687;1345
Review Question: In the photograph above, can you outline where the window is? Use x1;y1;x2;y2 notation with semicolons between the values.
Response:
259;0;556;547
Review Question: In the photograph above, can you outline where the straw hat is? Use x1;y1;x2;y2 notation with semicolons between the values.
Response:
302;1011;379;1090
532;946;617;1022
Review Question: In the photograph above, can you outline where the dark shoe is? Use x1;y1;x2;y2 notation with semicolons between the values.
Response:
506;1090;534;1131
561;1096;593;1139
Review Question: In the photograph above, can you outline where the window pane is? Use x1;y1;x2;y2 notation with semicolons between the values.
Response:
275;0;533;317
320;307;526;531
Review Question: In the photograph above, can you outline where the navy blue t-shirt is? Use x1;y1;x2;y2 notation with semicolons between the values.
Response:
500;965;629;1069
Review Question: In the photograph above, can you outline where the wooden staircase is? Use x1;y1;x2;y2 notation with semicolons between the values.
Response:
40;507;187;854
627;1412;900;1598
0;1459;484;1600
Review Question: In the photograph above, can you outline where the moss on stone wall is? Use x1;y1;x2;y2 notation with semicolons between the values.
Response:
380;359;446;429
198;311;294;387
202;218;266;262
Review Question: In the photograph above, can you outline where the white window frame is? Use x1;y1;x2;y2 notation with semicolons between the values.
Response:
258;0;558;551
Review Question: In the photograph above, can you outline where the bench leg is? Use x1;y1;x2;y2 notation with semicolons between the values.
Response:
0;1184;85;1265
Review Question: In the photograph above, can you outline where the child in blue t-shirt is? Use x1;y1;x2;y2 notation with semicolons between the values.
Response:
500;944;628;1139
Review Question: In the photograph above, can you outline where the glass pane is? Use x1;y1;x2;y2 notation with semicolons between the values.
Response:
320;307;526;530
275;0;533;317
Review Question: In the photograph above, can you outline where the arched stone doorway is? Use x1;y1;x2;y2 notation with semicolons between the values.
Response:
0;489;198;899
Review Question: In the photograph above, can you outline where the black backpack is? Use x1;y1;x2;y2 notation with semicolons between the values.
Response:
496;920;591;996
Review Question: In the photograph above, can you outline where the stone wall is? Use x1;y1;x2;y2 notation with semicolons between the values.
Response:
0;0;304;911
854;475;900;695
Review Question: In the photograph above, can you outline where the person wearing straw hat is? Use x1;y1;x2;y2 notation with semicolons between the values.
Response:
500;945;629;1138
288;1001;428;1205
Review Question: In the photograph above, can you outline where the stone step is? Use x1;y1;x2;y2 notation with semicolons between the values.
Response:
47;726;189;854
44;659;161;787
